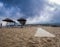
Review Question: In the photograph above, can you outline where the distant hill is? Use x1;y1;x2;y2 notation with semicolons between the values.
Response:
26;23;60;27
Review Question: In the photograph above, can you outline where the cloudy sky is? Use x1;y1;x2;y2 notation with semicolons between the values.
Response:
0;0;60;24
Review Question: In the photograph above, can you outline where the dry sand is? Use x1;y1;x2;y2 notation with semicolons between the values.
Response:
0;26;60;47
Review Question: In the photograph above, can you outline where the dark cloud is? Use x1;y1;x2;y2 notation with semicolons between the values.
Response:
0;0;46;18
0;0;60;24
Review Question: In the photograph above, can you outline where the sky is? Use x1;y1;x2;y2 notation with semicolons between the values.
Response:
0;0;60;24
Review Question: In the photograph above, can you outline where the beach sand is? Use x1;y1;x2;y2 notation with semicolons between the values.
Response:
0;26;60;47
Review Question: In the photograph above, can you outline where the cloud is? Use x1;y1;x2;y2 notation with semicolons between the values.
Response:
0;2;3;8
26;2;55;24
48;0;60;5
0;0;46;18
0;0;46;22
0;0;60;24
47;0;60;23
26;9;53;24
0;2;24;20
26;0;60;24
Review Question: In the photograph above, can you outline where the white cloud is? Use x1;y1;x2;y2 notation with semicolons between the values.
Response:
26;0;60;24
48;0;60;5
0;6;24;19
26;4;56;24
0;2;3;8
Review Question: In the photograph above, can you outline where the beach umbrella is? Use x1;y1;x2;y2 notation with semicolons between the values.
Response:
2;18;14;22
17;18;26;27
2;18;15;26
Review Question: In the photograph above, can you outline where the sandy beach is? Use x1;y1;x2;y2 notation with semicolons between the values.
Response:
0;26;60;47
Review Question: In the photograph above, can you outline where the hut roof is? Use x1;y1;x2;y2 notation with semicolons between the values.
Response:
2;18;14;22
